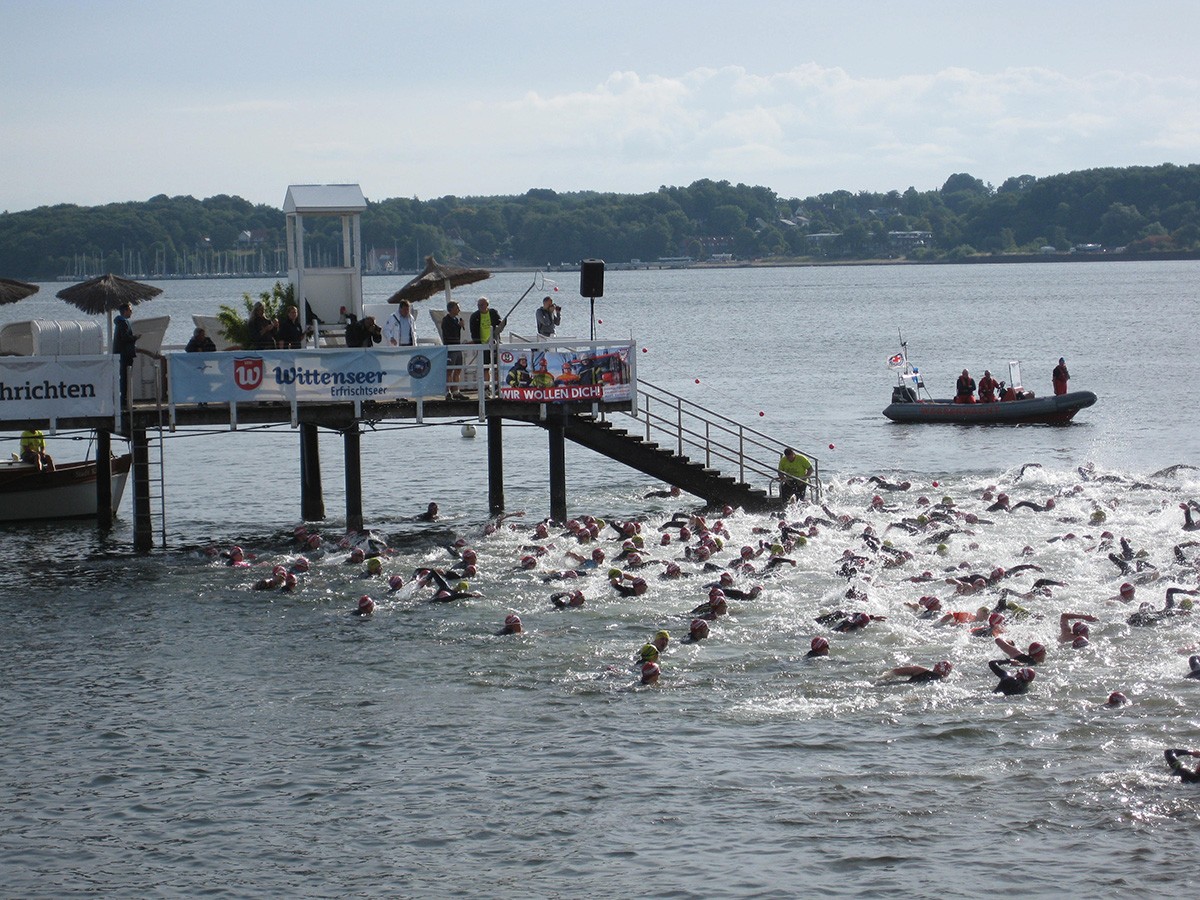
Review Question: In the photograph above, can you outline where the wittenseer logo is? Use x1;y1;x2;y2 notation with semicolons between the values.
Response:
233;357;264;391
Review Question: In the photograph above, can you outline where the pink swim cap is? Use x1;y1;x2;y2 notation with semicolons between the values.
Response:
933;661;953;677
811;636;830;652
1017;667;1036;682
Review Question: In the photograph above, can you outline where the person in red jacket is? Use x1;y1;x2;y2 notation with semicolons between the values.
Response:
955;369;976;403
978;370;999;403
1052;357;1070;395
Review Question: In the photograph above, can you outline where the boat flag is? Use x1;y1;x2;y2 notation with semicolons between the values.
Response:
887;354;905;370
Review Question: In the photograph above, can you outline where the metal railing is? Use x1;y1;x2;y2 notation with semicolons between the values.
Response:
620;379;821;501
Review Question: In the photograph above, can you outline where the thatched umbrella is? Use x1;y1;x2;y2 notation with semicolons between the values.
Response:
387;255;490;305
0;278;39;305
56;274;163;345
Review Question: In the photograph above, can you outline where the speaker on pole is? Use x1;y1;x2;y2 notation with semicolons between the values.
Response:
579;259;604;298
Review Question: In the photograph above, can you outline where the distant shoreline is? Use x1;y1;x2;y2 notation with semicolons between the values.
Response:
42;249;1200;283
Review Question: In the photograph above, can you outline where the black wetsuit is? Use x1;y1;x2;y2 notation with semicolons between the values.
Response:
990;659;1031;695
1165;749;1200;783
906;670;947;684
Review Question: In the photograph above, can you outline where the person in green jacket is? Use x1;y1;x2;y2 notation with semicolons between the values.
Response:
777;447;812;504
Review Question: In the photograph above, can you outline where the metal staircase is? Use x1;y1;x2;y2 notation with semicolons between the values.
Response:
552;379;821;511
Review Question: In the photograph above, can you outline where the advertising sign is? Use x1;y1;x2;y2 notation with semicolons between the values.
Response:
168;348;448;404
496;346;633;403
0;355;118;419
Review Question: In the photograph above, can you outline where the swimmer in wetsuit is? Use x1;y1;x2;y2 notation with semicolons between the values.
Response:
806;636;830;658
1164;748;1200;783
890;660;953;683
994;638;1048;665
1127;588;1199;626
550;590;586;608
1186;655;1200;679
990;659;1035;695
683;618;710;642
1180;502;1200;531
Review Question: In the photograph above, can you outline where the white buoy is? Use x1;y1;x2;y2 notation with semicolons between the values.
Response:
461;424;477;439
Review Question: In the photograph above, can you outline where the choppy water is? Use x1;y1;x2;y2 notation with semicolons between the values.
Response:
2;262;1199;897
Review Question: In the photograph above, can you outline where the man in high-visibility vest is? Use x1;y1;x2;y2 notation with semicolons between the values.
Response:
777;447;811;504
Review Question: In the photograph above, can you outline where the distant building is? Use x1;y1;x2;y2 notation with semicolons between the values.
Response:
887;231;932;252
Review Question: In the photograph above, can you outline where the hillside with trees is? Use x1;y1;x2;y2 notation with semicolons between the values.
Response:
2;163;1198;280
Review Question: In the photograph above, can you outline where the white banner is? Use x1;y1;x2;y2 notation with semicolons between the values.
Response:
0;355;118;419
168;348;448;404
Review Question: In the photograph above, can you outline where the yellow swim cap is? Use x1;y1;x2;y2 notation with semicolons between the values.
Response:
639;644;659;662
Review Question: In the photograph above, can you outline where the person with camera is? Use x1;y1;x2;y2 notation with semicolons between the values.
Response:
536;295;561;339
346;315;382;347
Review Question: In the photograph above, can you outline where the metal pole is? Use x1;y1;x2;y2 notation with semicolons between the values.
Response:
96;429;113;529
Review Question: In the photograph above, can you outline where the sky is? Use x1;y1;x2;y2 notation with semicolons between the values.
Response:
3;0;1199;212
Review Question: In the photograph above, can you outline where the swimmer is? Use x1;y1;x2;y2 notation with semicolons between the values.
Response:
971;612;1005;638
417;501;440;522
1104;692;1129;707
1127;588;1199;626
354;595;375;616
1164;748;1200;783
281;573;298;592
990;660;1035;696
691;590;729;620
497;614;523;635
1010;498;1056;513
683;618;710;642
994;638;1048;665
610;574;649;597
651;630;670;653
550;590;586;609
1059;612;1099;643
643;485;682;499
889;660;953;683
1186;655;1200;679
1109;582;1137;604
640;662;661;685
252;565;288;590
1180;502;1200;531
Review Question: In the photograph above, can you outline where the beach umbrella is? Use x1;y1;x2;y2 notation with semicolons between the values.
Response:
56;274;163;345
387;255;490;305
0;278;39;305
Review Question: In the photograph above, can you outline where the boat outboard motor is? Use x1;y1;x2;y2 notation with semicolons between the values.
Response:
892;385;918;404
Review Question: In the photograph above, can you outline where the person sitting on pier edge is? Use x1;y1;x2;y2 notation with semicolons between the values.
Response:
276;305;305;349
977;369;999;403
185;327;216;353
19;428;54;472
385;299;417;347
345;315;382;348
1053;357;1070;395
955;369;976;403
536;295;561;339
777;447;813;504
248;301;278;350
440;300;467;400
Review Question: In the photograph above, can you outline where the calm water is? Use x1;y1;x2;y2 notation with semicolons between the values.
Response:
2;262;1199;897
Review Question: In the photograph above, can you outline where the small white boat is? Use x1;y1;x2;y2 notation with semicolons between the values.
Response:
0;454;132;522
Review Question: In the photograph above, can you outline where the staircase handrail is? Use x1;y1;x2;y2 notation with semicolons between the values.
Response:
627;379;821;501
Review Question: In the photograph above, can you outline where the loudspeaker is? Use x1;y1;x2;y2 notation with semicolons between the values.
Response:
579;259;605;298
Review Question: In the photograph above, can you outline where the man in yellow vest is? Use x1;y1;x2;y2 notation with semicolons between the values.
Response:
777;446;811;504
20;428;55;472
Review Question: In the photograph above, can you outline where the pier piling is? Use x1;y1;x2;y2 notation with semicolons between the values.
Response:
487;416;504;515
131;428;153;552
96;429;113;530
299;423;325;521
343;425;363;533
548;415;567;523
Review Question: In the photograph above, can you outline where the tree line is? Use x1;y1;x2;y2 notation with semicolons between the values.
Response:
2;163;1198;280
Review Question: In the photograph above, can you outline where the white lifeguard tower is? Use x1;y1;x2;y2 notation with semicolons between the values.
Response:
284;184;367;325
